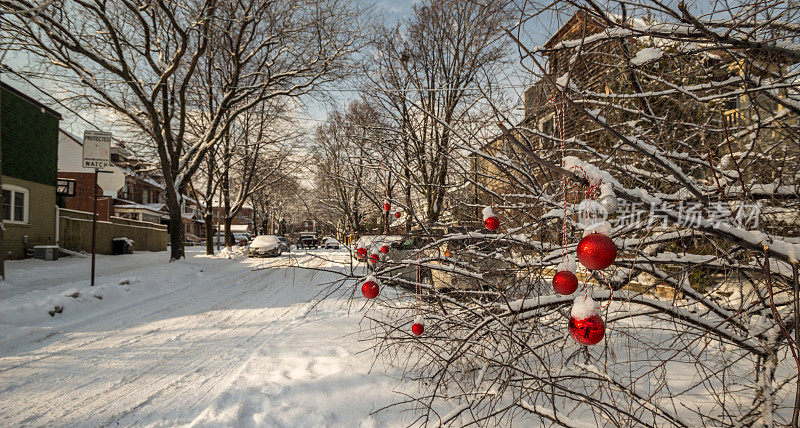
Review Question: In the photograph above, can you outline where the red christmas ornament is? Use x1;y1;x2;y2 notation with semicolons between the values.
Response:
361;280;379;299
380;245;389;254
370;253;380;264
577;232;617;270
552;271;579;295
484;216;499;231
383;202;391;212
394;211;401;218
356;247;367;260
568;314;605;345
412;323;424;335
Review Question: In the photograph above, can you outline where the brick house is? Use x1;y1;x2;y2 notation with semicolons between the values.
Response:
479;10;795;200
211;205;254;234
115;170;168;222
0;82;61;259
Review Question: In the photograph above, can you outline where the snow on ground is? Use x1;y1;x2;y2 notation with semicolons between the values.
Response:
0;248;416;427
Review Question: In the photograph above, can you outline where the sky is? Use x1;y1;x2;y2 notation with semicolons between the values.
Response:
0;0;632;143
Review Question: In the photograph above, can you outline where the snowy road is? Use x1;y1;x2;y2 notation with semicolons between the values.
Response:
0;249;407;427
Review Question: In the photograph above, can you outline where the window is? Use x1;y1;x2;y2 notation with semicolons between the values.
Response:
2;185;29;224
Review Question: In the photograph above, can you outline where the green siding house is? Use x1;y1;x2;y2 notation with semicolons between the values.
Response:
1;82;61;259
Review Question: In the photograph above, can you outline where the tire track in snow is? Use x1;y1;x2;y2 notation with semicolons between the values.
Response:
0;267;282;424
0;254;340;426
86;268;329;426
0;257;285;374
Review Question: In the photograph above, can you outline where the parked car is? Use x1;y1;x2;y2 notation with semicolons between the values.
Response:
232;233;251;246
277;236;290;253
248;235;282;257
322;237;340;249
299;236;319;249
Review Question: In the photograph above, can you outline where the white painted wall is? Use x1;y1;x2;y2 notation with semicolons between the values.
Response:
58;129;92;173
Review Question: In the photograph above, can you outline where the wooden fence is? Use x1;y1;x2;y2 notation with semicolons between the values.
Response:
59;208;167;254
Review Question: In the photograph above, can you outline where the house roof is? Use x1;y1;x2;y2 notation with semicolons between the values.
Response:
119;167;166;190
1;81;62;120
543;10;604;50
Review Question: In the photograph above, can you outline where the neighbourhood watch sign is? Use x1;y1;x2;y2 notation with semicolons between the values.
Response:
83;130;112;169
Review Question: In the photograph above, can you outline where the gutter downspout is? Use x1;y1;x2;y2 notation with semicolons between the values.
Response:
55;204;59;246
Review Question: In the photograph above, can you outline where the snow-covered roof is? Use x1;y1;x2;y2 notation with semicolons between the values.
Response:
113;203;168;217
119;167;166;190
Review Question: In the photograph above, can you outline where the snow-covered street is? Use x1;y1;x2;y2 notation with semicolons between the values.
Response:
0;249;407;427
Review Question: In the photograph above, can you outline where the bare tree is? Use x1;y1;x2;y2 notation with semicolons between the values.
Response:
311;100;390;237
2;0;366;260
365;0;512;227
218;106;295;249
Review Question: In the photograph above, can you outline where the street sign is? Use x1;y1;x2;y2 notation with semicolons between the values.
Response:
98;169;126;198
82;130;112;288
82;130;112;169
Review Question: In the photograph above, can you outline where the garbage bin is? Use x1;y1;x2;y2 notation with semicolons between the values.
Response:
112;238;129;255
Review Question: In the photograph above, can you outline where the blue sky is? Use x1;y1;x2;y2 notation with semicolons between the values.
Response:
1;0;553;137
375;0;417;19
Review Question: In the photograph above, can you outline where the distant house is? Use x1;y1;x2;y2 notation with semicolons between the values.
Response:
181;209;205;241
0;82;61;259
211;205;254;234
114;202;168;224
114;174;169;224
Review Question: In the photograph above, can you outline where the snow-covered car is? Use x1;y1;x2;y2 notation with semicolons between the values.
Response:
322;237;340;249
248;235;282;257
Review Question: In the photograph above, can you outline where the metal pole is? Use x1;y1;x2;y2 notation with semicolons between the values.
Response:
90;169;98;286
0;80;5;282
793;262;800;428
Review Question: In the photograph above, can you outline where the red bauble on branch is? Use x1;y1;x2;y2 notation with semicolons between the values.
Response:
482;206;499;231
552;271;579;295
383;201;391;212
369;253;380;264
577;232;617;270
394;211;401;218
361;277;380;299
356;246;367;260
380;245;389;254
569;296;605;345
568;314;605;345
412;315;424;335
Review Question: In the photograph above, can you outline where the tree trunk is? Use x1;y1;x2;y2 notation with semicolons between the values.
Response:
252;208;258;235
167;196;185;261
224;216;232;249
204;213;214;255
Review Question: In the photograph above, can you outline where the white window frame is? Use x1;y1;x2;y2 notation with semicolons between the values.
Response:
2;184;30;224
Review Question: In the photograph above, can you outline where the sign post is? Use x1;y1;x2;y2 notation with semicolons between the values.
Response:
83;131;112;287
